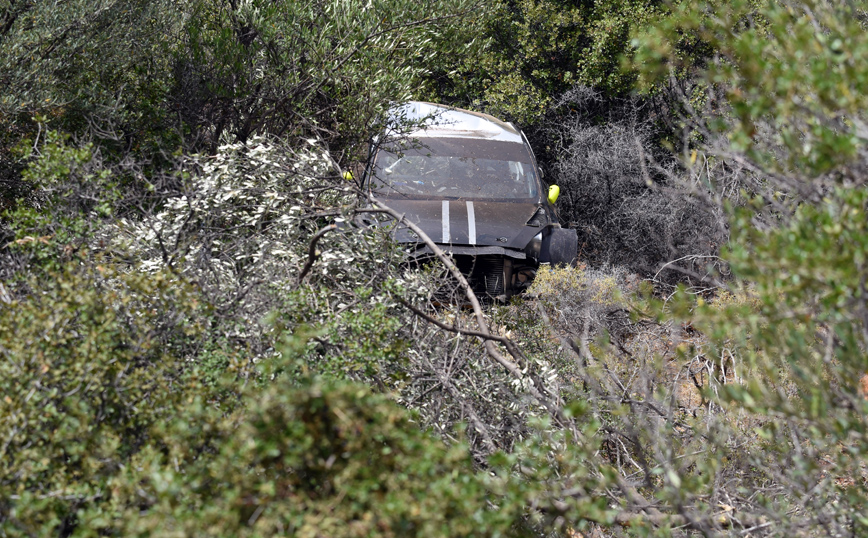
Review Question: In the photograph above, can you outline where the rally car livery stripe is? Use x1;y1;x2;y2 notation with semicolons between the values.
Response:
442;200;450;243
466;201;476;245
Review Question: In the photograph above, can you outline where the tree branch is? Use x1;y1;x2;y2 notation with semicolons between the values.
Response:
296;223;337;284
361;198;573;432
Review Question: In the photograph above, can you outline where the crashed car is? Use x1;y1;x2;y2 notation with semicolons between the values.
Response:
362;101;577;299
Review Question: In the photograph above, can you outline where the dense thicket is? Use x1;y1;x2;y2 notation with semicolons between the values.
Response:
2;0;868;536
525;88;725;279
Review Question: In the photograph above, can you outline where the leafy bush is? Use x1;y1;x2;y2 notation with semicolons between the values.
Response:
607;0;868;533
0;265;533;537
684;189;868;534
635;0;868;195
113;367;526;538
168;0;479;155
0;266;214;536
429;0;667;123
106;135;414;376
530;264;628;335
0;0;182;145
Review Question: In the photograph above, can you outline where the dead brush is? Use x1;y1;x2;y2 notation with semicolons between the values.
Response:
522;264;789;534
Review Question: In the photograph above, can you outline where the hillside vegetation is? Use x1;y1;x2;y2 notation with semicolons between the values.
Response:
1;0;867;536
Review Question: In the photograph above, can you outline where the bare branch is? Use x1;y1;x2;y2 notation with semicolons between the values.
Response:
296;223;338;285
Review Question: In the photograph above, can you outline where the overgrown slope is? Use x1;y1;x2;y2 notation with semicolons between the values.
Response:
2;0;868;536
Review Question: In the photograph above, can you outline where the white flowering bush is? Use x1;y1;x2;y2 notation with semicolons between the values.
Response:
102;136;379;376
112;137;336;278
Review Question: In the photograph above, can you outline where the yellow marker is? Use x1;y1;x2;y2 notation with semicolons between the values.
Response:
548;185;560;205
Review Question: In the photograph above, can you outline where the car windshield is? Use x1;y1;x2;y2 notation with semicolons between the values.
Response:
370;137;539;200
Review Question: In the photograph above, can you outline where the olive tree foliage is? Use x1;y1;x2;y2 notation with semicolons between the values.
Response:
174;0;477;156
111;371;528;538
425;0;668;124
0;0;473;150
0;0;184;131
103;134;570;463
0;0;477;219
635;0;868;203
423;0;722;127
573;0;868;534
0;0;185;216
0;267;213;536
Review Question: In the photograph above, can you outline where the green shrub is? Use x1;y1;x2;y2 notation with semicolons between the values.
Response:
427;0;713;124
0;264;535;537
113;366;526;538
0;266;212;536
626;1;868;532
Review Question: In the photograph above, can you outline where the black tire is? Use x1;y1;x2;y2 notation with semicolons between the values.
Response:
544;228;578;267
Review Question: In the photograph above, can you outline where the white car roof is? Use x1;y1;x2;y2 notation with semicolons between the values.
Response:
387;101;524;143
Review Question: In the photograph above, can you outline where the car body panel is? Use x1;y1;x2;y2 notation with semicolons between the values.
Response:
383;198;544;251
